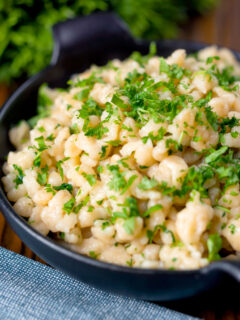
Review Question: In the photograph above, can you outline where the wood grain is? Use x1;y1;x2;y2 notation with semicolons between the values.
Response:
0;1;240;318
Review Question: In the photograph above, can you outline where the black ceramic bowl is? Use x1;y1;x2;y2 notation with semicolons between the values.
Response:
1;12;240;301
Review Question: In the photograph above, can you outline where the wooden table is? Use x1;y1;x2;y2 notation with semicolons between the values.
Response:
1;1;240;318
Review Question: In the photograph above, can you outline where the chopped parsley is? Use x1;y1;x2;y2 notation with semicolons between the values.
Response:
107;165;127;192
120;175;138;195
46;134;55;141
70;123;80;134
63;197;75;214
147;224;176;244
37;165;49;186
34;136;48;152
126;258;133;267
60;232;65;240
205;146;228;164
101;221;111;230
53;183;73;193
143;204;163;217
56;157;70;180
112;197;140;235
229;224;236;234
123;217;136;235
89;251;99;259
138;176;158;190
141;127;165;144
82;173;96;186
13;164;25;188
207;234;222;261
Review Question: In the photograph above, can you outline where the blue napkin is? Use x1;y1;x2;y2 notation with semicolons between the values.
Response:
0;246;199;320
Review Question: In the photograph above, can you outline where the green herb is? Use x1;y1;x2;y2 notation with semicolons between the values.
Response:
88;206;94;212
56;157;70;180
37;165;49;186
13;164;25;188
122;124;133;132
82;173;96;186
214;205;230;213
141;127;165;144
231;131;238;138
60;232;65;240
70;123;80;134
138;176;158;190
74;88;90;101
107;165;127;193
143;204;163;217
118;158;131;169
28;220;35;225
100;145;108;159
101;221;111;230
73;196;89;214
147;224;175;243
38;126;45;132
89;251;99;259
206;56;220;64
123;217;136;235
33;153;41;168
45;184;56;195
205;107;219;132
77;98;105;139
111;94;128;109
229;224;236;234
53;183;73;193
166;138;183;152
221;223;226;230
106;140;122;147
120;71;186;125
207;234;222;261
139;165;149;169
34;136;48;152
120;175;138;195
112;197;140;230
63;197;75;214
126;258;133;267
69;73;104;88
159;57;169;73
84;124;108;139
130;42;157;66
97;166;103;173
46;134;55;141
205;146;228;164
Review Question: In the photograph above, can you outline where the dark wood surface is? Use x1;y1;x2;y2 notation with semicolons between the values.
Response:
1;1;240;318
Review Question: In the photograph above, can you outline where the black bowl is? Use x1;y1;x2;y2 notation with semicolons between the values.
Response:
0;12;240;301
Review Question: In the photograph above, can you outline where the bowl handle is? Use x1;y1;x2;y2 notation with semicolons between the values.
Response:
51;11;135;66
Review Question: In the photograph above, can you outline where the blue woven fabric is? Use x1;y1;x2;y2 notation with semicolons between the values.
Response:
0;247;199;320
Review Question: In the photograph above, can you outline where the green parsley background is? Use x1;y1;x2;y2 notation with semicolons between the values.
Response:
1;0;218;84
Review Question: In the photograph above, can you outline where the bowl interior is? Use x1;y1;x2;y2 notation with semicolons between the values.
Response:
1;40;240;300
